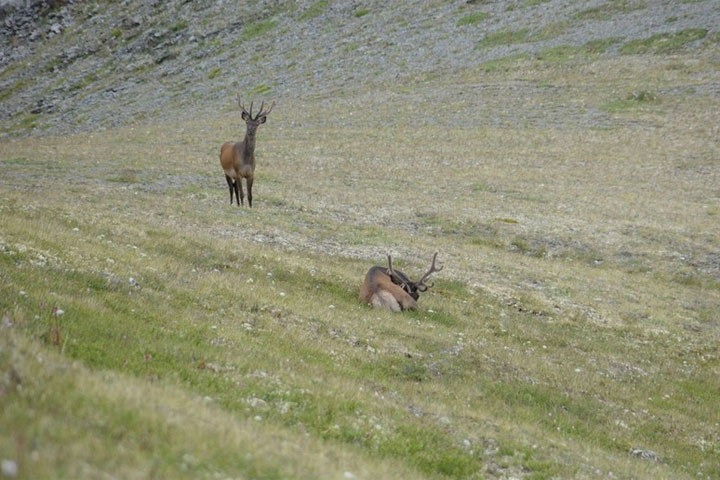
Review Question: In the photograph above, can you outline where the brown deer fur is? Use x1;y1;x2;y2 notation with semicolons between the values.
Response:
360;253;443;312
220;97;274;207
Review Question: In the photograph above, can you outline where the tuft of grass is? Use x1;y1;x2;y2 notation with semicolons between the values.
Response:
107;169;141;183
601;90;660;112
17;113;39;130
0;79;28;102
477;28;529;48
208;67;221;80
240;20;277;42
576;0;647;21
457;11;488;26
299;0;328;21
354;8;370;18
170;20;189;32
582;36;624;53
529;21;570;42
536;45;582;62
620;28;708;54
476;53;530;72
251;83;272;95
521;0;551;7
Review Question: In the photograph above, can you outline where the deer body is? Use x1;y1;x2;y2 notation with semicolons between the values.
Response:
360;266;418;312
360;253;443;312
220;97;273;207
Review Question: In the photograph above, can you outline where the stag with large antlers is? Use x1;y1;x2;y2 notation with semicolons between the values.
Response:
220;95;275;207
360;252;444;311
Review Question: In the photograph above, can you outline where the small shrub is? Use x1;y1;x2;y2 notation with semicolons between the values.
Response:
208;67;221;80
354;8;370;18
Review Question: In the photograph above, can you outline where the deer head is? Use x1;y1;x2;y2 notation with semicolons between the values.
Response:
236;94;275;135
386;252;444;300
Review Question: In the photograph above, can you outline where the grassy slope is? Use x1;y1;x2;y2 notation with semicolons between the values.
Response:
2;40;720;480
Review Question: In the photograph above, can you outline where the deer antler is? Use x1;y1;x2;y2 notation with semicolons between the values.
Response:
255;100;275;119
237;94;275;120
415;252;443;291
386;255;408;289
236;94;251;117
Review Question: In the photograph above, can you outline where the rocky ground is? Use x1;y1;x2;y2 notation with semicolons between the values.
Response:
1;0;718;136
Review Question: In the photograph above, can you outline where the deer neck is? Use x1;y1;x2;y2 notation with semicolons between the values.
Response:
242;131;256;160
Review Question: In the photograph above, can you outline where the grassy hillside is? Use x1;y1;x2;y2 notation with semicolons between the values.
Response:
2;1;720;479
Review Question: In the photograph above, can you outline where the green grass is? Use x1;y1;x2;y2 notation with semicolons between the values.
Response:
620;28;708;54
583;36;624;53
240;20;277;42
251;83;272;95
208;67;221;79
477;28;529;48
0;79;27;102
529;21;570;42
476;53;531;72
1;38;719;480
299;0;328;21
171;20;189;32
536;45;582;62
354;8;370;18
457;11;488;26
576;0;647;21
601;92;660;112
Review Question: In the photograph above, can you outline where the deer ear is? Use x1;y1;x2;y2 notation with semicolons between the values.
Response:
257;115;267;124
241;111;250;121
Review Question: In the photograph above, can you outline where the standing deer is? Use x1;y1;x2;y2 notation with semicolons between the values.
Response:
220;95;274;207
360;252;444;311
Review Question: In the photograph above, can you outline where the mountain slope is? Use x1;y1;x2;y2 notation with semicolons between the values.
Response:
1;0;718;135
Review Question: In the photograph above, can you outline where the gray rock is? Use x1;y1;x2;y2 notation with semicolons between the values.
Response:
629;448;662;462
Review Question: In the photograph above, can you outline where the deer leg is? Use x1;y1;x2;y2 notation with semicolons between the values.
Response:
247;176;254;208
225;175;234;205
237;177;244;206
375;284;418;311
384;283;418;311
372;291;401;312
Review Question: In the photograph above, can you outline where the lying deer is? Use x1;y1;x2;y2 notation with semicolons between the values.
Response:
360;252;443;311
220;95;274;207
